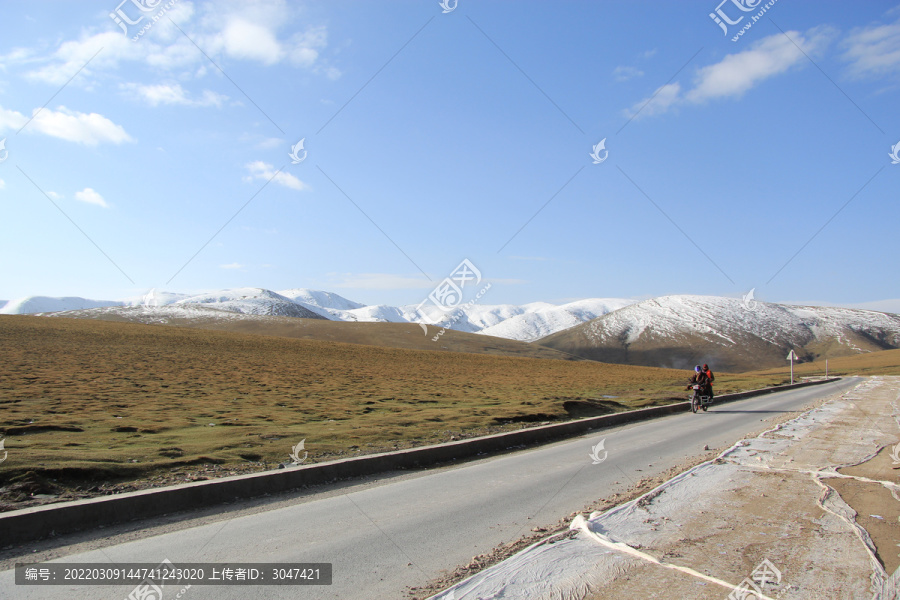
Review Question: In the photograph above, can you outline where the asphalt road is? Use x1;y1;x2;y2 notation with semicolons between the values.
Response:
0;378;861;600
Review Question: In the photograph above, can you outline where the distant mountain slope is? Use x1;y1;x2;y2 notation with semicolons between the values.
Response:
537;295;900;372
479;298;634;342
174;288;325;319
276;288;365;318
0;296;123;315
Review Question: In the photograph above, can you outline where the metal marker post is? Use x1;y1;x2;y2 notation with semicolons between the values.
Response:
786;349;798;384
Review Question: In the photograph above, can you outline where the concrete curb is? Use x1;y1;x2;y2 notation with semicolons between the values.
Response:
0;378;842;545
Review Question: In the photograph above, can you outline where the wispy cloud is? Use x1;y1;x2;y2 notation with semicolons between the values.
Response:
0;178;5;190
254;137;284;150
626;82;681;118
613;66;644;81
120;82;228;107
625;28;834;119
74;187;109;208
244;160;307;191
219;262;244;270
842;14;900;80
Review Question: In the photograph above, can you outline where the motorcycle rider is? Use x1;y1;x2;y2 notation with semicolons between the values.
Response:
687;365;709;389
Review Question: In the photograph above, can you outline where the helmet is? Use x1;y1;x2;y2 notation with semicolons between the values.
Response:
703;364;709;370
695;366;702;372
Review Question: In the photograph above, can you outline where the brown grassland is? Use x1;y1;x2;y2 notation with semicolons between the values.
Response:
1;315;898;510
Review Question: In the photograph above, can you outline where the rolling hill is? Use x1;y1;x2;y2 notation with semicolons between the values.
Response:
44;304;580;361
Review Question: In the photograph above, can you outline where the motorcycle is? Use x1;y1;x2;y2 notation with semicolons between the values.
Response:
689;384;712;413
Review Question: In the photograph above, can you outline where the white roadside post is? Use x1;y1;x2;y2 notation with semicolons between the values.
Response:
787;349;798;384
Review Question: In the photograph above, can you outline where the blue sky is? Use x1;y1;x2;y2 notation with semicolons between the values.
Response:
0;0;898;308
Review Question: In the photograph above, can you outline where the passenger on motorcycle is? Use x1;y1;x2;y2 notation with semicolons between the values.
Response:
703;363;715;401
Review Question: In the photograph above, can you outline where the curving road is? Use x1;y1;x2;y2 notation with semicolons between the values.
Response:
0;378;861;600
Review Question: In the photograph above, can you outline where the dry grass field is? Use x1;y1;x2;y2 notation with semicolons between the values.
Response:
2;314;897;510
747;347;900;377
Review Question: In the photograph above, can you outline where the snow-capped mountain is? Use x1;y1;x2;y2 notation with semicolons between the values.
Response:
538;295;900;372
479;298;635;342
277;288;365;318
164;288;323;319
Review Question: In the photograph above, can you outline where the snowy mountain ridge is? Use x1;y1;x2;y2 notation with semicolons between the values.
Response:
0;287;633;342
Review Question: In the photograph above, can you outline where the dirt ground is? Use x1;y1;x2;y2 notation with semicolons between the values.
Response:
578;376;900;600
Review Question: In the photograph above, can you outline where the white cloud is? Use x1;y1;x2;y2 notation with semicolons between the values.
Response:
47;191;62;200
0;105;28;132
222;19;283;64
244;160;307;191
625;28;833;119
220;262;244;270
625;82;681;118
322;66;342;80
33;106;134;145
25;31;142;85
16;1;336;85
686;28;832;103
254;137;284;150
0;179;5;190
613;66;644;81
74;187;109;208
0;104;133;145
120;82;228;107
842;15;900;79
